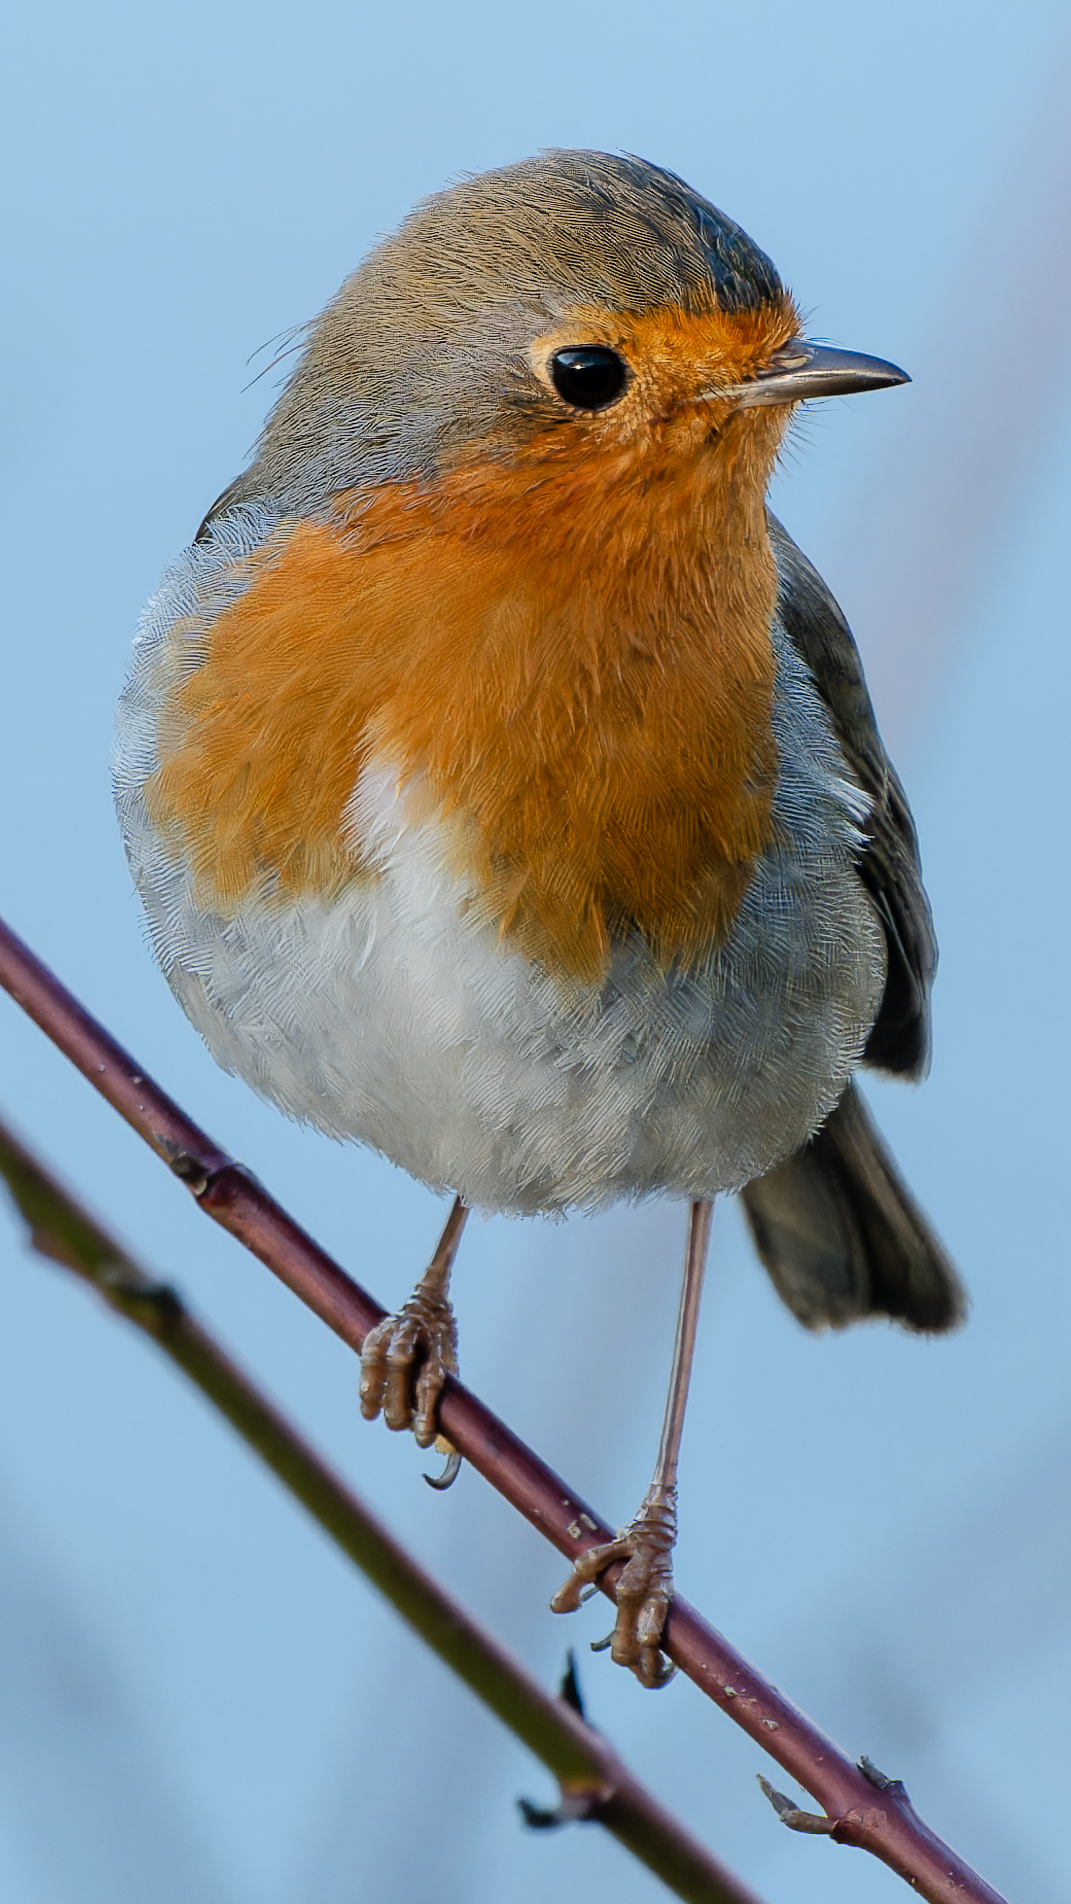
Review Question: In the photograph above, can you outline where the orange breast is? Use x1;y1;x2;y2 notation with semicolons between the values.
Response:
148;415;780;980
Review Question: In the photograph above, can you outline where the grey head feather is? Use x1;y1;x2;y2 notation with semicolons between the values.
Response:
202;150;786;522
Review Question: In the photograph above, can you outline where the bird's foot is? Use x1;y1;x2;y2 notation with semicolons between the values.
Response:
551;1485;678;1689
359;1279;459;1451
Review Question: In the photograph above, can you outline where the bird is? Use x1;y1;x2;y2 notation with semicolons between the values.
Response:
115;149;963;1688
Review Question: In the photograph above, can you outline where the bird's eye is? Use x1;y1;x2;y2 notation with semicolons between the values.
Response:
549;347;628;410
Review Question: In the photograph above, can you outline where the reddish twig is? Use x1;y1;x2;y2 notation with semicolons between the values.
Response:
0;913;1007;1904
0;1114;760;1904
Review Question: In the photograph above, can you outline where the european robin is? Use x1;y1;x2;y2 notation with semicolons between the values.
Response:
115;151;963;1688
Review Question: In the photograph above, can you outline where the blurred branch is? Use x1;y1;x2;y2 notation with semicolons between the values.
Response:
0;912;1008;1904
0;1112;760;1904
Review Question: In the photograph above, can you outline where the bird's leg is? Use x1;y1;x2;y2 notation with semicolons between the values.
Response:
551;1199;714;1688
359;1198;468;1461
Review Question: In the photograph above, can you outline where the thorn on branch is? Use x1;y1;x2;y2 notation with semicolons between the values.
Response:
559;1650;586;1717
757;1776;836;1835
859;1755;909;1800
518;1784;604;1830
102;1274;188;1335
517;1654;603;1829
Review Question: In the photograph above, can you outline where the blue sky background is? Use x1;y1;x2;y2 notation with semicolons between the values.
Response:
2;4;1070;1900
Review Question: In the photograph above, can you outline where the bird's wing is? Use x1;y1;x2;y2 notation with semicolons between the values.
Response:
768;511;936;1080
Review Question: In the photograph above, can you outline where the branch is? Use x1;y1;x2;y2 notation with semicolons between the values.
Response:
0;1113;761;1904
0;913;1008;1904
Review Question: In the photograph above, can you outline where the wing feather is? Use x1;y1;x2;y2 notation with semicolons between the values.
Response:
769;512;936;1079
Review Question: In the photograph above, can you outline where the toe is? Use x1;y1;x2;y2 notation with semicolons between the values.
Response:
358;1318;393;1421
637;1585;671;1652
550;1538;624;1615
381;1315;421;1431
412;1350;447;1448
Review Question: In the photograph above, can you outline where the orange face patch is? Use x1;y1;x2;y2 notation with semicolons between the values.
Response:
149;318;790;981
529;299;800;428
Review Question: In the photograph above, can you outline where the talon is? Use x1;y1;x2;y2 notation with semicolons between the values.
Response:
358;1287;458;1440
551;1489;677;1689
358;1200;467;1452
424;1448;462;1490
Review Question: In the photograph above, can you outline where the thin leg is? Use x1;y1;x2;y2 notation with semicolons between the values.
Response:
651;1196;713;1498
551;1198;714;1688
359;1198;468;1454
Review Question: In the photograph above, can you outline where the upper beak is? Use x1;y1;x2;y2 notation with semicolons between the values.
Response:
720;338;910;408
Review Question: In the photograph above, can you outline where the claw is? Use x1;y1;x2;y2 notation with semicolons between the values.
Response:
424;1448;462;1491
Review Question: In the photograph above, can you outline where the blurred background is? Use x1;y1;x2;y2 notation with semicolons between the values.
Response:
2;3;1069;1899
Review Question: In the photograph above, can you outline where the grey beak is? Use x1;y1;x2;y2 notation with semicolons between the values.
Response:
726;338;910;407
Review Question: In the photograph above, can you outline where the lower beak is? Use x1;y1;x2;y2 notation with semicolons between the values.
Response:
723;338;910;407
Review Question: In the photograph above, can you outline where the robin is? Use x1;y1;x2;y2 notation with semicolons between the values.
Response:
115;150;963;1688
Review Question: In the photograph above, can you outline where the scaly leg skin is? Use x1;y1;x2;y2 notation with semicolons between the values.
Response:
551;1199;714;1689
359;1198;468;1457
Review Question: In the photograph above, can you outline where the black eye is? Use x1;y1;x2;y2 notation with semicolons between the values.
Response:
549;347;628;410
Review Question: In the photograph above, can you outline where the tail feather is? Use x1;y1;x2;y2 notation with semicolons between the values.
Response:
739;1082;964;1333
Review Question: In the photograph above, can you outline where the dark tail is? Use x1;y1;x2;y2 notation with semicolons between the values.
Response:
739;1082;964;1333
